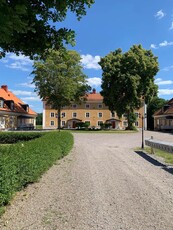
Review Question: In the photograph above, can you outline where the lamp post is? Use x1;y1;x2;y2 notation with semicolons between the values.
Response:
140;113;146;149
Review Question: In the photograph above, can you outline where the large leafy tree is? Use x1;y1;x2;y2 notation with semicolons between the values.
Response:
32;49;91;130
147;97;167;130
99;45;159;129
0;0;94;59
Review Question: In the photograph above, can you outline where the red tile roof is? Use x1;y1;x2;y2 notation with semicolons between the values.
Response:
86;89;103;101
154;98;173;116
0;85;37;116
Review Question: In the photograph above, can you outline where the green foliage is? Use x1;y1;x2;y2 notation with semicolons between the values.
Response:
0;1;94;59
0;131;73;209
33;49;91;130
99;45;159;129
147;97;167;130
0;132;43;144
76;122;90;129
36;113;43;125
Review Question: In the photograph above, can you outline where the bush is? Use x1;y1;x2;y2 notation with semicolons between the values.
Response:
0;131;73;209
0;132;43;144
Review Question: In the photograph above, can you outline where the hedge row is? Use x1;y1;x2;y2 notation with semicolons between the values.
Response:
0;132;44;144
0;131;73;209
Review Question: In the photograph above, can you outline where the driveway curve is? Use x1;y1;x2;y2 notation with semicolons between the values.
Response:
0;131;173;230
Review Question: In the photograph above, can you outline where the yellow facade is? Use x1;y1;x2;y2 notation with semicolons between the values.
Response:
43;93;145;130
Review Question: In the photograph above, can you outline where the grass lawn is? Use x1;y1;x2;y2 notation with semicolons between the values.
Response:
143;147;173;165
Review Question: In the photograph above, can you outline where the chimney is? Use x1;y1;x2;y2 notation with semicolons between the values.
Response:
93;88;96;94
1;85;8;92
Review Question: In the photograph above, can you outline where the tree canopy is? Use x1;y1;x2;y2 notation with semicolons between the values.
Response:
99;45;159;129
0;0;94;59
32;49;91;129
147;97;167;130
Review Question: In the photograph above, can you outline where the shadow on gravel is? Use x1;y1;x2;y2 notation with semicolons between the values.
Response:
135;151;173;176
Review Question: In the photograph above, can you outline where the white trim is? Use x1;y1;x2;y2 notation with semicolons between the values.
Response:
43;101;46;129
98;112;103;118
72;112;77;118
85;112;90;118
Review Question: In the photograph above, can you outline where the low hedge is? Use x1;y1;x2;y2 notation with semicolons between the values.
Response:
0;132;44;144
0;131;73;210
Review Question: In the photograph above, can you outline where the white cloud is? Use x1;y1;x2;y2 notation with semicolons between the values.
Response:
169;21;173;30
155;10;166;19
158;89;173;96
11;90;36;96
81;54;101;70
150;40;173;49
162;65;173;71
21;96;41;102
17;82;35;89
155;78;173;85
159;40;173;47
87;77;102;87
150;44;157;49
1;53;33;71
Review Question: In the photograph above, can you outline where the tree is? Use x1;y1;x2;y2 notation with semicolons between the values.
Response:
32;49;91;130
0;0;94;59
99;45;159;129
36;113;43;126
147;97;167;130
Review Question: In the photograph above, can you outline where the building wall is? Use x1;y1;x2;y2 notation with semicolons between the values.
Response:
43;100;145;130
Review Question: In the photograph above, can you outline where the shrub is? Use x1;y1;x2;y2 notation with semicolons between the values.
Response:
0;132;43;144
0;131;73;209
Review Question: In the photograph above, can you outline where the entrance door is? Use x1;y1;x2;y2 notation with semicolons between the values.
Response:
72;121;76;128
111;121;115;129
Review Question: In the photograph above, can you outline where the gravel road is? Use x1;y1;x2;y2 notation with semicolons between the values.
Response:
0;131;173;230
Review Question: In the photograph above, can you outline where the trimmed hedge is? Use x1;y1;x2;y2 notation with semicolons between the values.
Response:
0;131;73;209
0;132;44;144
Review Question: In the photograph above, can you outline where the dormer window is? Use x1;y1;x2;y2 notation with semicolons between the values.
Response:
21;104;29;112
0;98;4;108
4;100;14;110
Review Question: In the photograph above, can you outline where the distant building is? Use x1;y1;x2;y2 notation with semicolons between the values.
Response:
43;89;145;130
0;85;37;130
154;98;173;131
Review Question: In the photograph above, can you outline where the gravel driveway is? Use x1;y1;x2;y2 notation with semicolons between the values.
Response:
0;131;173;230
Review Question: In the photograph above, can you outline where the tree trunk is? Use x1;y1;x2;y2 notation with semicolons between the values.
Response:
57;107;61;131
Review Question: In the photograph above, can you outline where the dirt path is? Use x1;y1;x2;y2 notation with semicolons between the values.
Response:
0;131;173;230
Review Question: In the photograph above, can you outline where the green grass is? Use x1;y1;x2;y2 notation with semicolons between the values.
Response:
36;125;43;129
142;147;173;165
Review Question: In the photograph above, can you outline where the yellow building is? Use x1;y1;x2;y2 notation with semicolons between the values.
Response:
43;89;146;130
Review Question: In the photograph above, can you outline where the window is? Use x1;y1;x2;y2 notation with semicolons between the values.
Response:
98;112;102;118
135;112;139;118
85;104;90;108
86;112;90;118
123;113;127;118
72;104;77;108
0;100;4;108
135;121;139;127
62;121;66;126
123;121;128;127
50;112;55;117
98;104;102;108
111;112;115;118
50;121;54;126
73;112;77;118
62;112;65;118
98;121;103;126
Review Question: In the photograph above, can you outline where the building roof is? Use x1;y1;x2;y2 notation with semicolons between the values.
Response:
154;98;173;116
86;89;103;101
0;85;37;116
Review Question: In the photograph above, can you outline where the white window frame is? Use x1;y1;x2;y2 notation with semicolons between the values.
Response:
85;112;90;118
62;121;66;126
111;112;115;118
98;112;103;118
50;120;55;126
135;121;139;127
98;121;103;126
50;112;55;118
61;112;66;118
0;100;3;108
73;112;77;118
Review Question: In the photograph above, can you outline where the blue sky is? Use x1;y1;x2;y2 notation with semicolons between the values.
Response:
1;0;173;113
